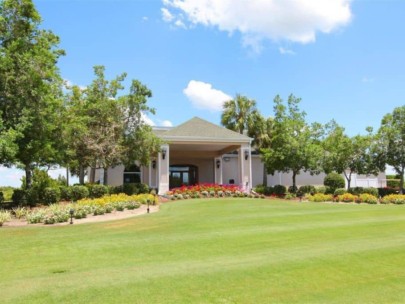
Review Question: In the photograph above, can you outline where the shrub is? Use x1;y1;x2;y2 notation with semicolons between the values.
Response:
24;169;59;205
378;187;398;197
71;186;89;201
136;183;150;194
43;187;61;205
348;187;364;196
288;185;298;194
362;187;379;197
386;179;400;188
337;193;357;203
285;193;296;200
0;210;11;226
380;194;405;205
26;210;45;224
273;185;286;196
12;206;28;219
254;185;265;194
122;183;138;195
334;188;347;196
315;186;333;194
126;201;140;210
264;186;274;196
308;193;333;202
60;186;73;201
359;193;378;204
299;185;316;195
88;184;109;198
324;173;345;192
0;192;3;204
12;189;27;206
0;186;15;201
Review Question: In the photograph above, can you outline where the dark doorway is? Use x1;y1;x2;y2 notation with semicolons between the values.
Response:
169;165;198;188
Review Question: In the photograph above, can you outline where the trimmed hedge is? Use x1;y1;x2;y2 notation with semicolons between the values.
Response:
324;173;345;192
299;185;316;195
88;184;109;198
71;186;89;201
43;187;61;205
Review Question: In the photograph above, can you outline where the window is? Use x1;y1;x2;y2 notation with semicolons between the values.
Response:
123;164;141;184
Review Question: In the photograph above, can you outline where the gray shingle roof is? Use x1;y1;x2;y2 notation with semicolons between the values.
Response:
156;117;251;142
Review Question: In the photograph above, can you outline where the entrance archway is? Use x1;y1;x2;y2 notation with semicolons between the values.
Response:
169;165;198;188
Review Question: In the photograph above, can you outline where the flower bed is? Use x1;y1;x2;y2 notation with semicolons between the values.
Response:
0;193;157;226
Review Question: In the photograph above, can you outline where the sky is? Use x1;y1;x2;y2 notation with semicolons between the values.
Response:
2;0;404;186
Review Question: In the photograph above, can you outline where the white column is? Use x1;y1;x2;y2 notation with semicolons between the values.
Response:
239;144;252;192
158;144;170;195
214;157;223;185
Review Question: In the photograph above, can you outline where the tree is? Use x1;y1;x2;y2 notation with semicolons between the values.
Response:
247;113;273;185
322;121;379;189
377;106;405;193
64;67;161;185
262;95;323;190
221;94;274;184
221;94;258;134
0;0;65;188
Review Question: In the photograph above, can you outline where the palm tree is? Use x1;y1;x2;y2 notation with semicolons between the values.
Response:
221;94;258;134
221;95;273;186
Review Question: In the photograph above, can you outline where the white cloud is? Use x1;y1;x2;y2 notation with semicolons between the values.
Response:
162;0;352;50
279;47;296;55
161;7;174;22
183;80;232;112
161;120;173;127
142;16;149;22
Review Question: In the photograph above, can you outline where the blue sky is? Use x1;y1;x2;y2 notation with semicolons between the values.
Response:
2;0;404;186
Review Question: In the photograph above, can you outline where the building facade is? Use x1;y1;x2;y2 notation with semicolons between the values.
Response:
94;117;387;194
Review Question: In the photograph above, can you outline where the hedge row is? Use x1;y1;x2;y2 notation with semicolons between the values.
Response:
7;183;151;207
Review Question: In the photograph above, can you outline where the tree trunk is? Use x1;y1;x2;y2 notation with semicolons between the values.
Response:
89;167;96;183
292;171;297;191
400;167;404;194
103;167;108;185
25;165;33;189
66;166;69;186
344;171;351;190
262;163;268;186
79;165;85;185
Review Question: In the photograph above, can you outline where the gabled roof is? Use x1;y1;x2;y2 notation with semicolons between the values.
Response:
155;117;252;143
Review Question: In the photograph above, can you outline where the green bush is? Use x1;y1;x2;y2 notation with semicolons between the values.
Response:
378;187;398;197
59;186;73;201
288;185;298;194
254;185;265;194
264;186;274;196
324;173;345;192
285;193;296;200
348;187;364;195
299;185;316;195
24;169;59;205
122;183;138;195
334;188;347;196
273;185;286;196
43;187;61;205
70;186;89;201
88;184;109;198
362;187;379;197
315;186;329;194
0;186;15;201
386;179;400;188
12;189;27;206
0;192;4;204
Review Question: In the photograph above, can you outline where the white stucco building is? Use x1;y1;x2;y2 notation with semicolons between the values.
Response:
94;117;386;194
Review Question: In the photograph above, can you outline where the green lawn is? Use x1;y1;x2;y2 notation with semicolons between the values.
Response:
1;199;404;303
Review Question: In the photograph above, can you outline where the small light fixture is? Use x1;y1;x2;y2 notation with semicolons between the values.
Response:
244;150;249;160
147;199;150;213
69;209;74;224
152;160;156;169
161;148;166;160
216;159;221;169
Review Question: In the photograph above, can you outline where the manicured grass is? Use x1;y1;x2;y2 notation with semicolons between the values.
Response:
1;199;405;303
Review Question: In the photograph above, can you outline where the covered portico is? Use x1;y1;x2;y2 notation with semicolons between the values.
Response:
148;117;253;195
